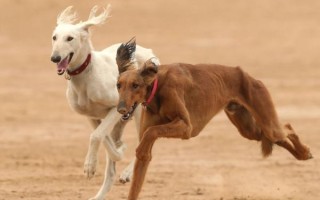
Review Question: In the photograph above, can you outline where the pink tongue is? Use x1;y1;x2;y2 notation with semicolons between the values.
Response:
57;57;69;74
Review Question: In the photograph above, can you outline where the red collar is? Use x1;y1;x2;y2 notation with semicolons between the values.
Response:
142;78;158;106
67;54;91;76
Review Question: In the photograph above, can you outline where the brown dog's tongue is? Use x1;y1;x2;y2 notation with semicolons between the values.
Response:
57;57;68;75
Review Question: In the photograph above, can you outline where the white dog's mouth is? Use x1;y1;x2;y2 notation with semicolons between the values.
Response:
121;103;138;121
57;52;74;75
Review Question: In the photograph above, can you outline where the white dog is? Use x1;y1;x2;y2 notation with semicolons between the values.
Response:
50;5;158;200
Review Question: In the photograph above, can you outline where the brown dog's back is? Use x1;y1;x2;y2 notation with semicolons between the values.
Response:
155;63;278;140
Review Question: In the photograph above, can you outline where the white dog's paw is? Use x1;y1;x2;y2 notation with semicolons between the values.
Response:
119;168;132;184
119;160;134;184
84;156;98;179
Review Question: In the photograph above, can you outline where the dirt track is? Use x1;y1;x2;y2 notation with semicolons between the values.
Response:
0;0;319;199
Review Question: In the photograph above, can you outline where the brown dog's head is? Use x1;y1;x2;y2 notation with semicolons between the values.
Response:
116;38;159;120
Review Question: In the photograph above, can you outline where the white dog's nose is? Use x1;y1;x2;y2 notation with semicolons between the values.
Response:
51;55;61;63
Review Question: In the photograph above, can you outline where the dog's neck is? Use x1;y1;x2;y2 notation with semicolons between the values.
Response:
67;54;91;77
142;78;158;107
68;41;93;73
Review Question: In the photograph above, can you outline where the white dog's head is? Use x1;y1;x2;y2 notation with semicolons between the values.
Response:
51;5;110;75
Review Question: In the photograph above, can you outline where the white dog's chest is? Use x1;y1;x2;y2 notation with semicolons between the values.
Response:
67;84;118;119
72;100;110;119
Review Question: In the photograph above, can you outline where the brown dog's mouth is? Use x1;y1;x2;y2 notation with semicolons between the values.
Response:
57;52;74;75
121;103;138;121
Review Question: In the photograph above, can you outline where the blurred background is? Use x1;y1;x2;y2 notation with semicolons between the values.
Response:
0;0;319;199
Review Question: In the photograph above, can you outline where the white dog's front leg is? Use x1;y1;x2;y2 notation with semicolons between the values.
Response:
119;158;136;183
119;106;142;183
84;133;100;179
103;134;126;161
84;107;122;179
89;158;116;200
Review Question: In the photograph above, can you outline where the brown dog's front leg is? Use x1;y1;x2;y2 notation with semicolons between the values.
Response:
127;159;151;200
128;132;156;200
128;119;191;200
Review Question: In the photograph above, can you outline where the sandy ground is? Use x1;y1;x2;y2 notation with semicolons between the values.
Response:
0;0;319;199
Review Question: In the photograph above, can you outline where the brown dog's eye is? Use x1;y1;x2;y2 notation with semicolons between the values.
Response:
132;83;139;89
116;83;121;89
52;35;57;41
67;36;74;42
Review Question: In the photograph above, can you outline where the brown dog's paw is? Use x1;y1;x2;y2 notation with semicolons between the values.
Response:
287;134;313;160
299;149;313;160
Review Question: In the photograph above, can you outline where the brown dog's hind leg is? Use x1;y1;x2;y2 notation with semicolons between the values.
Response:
225;101;262;140
225;102;312;160
276;124;312;160
225;101;274;157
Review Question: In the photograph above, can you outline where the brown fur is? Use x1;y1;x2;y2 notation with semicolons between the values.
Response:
115;39;312;200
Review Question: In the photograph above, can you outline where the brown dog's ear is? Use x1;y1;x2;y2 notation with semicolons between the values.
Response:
140;57;160;84
116;37;136;74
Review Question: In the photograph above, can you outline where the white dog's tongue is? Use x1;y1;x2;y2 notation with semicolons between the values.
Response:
57;57;69;75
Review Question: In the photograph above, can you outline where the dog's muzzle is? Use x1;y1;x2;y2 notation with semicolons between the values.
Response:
53;52;74;75
118;103;138;121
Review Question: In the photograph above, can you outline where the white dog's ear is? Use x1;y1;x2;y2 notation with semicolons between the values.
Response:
140;57;159;84
116;37;137;74
80;4;111;32
57;6;78;25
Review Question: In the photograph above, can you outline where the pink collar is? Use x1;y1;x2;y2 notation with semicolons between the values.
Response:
142;78;158;106
67;54;91;76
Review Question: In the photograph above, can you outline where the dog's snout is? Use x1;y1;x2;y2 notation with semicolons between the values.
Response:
117;101;127;114
118;107;127;115
51;55;61;63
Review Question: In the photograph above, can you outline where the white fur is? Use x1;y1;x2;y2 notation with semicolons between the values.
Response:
51;5;157;200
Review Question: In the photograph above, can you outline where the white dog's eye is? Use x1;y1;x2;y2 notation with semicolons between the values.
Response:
52;35;57;41
67;36;74;42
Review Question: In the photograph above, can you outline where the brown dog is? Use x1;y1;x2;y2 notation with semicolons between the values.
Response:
115;38;312;200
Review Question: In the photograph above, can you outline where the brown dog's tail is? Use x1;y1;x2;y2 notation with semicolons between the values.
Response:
261;135;273;157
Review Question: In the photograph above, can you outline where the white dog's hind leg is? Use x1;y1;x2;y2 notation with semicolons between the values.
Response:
84;108;123;179
89;158;116;200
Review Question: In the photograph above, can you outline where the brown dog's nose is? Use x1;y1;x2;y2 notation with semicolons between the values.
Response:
117;101;127;114
118;107;127;115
